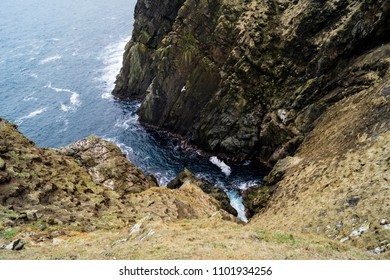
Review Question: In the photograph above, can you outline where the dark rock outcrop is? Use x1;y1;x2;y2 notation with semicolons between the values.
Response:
114;0;390;165
242;184;275;219
3;238;25;251
167;168;238;217
112;0;186;99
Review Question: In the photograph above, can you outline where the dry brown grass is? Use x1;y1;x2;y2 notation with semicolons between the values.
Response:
0;216;379;260
251;78;390;254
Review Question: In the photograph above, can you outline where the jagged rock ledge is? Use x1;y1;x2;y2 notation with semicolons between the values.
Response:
0;118;238;234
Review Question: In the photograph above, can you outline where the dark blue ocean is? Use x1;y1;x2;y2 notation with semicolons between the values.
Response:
0;0;267;221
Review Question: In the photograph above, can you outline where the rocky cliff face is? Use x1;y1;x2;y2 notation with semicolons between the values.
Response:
114;0;390;165
0;119;234;232
2;0;388;259
250;75;390;251
112;0;186;99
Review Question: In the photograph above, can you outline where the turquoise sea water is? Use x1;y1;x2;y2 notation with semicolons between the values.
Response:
0;0;267;221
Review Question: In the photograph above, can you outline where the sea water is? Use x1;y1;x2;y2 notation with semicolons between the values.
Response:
0;0;267;221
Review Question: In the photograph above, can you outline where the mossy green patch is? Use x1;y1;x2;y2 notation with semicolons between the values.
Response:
3;228;19;239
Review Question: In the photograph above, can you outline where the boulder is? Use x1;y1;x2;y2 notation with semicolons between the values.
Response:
242;184;275;219
4;238;25;251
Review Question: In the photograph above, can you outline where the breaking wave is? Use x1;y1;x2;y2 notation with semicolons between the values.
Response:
46;82;81;111
98;37;130;99
210;156;232;177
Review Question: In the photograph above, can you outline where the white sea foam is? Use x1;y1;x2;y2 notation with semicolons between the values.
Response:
60;104;72;112
46;82;81;111
98;37;130;99
236;180;261;191
114;114;139;130
103;137;134;159
16;108;47;124
226;190;248;223
153;172;175;186
39;55;62;65
70;92;81;106
210;156;232;177
23;93;38;102
59;119;69;132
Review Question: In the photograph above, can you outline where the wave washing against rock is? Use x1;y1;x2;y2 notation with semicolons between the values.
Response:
210;156;232;177
99;37;130;99
103;137;135;159
226;191;248;223
114;107;141;131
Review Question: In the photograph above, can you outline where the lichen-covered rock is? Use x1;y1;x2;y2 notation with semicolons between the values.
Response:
242;184;275;219
0;119;235;231
0;119;128;230
115;0;390;165
112;1;390;252
112;0;186;99
57;135;158;195
251;79;390;252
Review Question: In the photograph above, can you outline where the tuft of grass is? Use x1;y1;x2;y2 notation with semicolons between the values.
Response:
253;230;296;245
273;232;296;245
0;208;19;220
3;228;19;239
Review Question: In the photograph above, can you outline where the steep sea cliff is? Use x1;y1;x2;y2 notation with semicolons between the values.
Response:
114;0;390;165
1;0;389;259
